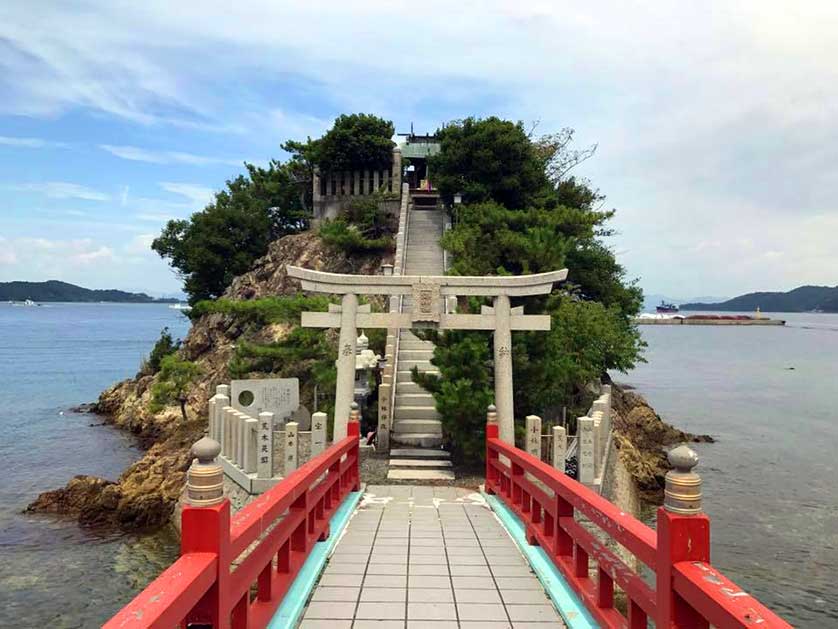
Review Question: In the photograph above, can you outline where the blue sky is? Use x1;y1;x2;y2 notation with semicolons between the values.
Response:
1;2;836;297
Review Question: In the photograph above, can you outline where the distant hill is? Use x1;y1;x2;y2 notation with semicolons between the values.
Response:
0;280;179;303
682;285;838;313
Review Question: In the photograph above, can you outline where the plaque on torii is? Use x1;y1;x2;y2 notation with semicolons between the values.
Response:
286;265;567;444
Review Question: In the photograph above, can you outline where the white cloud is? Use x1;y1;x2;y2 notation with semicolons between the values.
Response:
159;182;215;207
7;182;110;201
99;144;242;167
0;135;66;148
1;2;838;294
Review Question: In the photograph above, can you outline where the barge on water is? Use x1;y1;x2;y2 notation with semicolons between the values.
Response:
635;312;786;326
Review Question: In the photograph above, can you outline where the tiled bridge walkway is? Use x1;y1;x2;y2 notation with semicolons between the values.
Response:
300;485;565;628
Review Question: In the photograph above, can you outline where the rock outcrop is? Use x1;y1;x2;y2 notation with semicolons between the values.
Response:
610;384;713;503
26;231;388;530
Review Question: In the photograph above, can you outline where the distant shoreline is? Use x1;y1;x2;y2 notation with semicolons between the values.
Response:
1;280;183;304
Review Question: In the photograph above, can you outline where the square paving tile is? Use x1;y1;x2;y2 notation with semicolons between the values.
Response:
494;576;544;590
409;563;450;576
490;564;533;577
450;564;492;577
303;601;356;619
454;588;503;604
500;588;553;604
364;574;407;588
299;620;352;629
360;587;406;602
506;604;562;622
408;587;455;603
408;574;451;589
451;576;495;590
311;586;360;602
352;621;405;629
318;573;364;587
407;602;457;620
355;601;407;620
457;602;508;622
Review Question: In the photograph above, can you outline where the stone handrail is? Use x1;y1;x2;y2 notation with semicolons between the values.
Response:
378;182;410;450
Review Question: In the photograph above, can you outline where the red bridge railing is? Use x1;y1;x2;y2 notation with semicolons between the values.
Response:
106;420;360;629
485;419;792;628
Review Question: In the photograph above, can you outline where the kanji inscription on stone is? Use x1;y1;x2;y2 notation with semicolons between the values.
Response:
411;281;441;323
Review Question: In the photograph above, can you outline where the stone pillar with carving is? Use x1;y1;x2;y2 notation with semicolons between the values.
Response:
493;293;514;445
333;293;358;441
391;147;402;193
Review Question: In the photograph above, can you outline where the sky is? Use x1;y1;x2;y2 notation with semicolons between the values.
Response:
1;1;836;298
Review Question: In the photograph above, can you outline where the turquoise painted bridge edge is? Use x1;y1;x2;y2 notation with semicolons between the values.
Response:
483;491;598;629
267;490;363;629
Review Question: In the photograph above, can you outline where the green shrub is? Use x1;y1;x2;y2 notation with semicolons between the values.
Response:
190;295;333;326
319;219;393;255
149;355;202;423
145;327;181;374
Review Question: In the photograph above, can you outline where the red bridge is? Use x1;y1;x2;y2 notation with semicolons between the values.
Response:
106;412;791;628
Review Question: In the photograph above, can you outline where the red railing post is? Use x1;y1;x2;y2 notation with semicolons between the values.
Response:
656;445;710;629
485;404;499;494
182;437;232;629
348;403;361;492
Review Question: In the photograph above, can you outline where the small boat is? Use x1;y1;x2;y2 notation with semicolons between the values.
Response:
656;301;679;313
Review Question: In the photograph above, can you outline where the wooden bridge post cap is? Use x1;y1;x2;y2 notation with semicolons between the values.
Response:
664;444;702;515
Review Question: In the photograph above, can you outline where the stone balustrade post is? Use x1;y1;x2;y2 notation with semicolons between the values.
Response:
187;437;224;507
311;411;327;457
333;293;358;441
578;416;595;486
257;412;274;479
378;381;391;452
285;421;299;474
552;425;567;471
525;415;542;460
592;410;604;479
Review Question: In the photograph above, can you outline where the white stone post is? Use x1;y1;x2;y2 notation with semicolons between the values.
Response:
223;406;235;459
391;147;402;193
212;385;230;445
378;381;391;452
525;415;542;460
353;170;361;196
285;421;299;474
236;411;248;469
593;410;604;479
373;169;380;192
244;417;258;474
552;425;567;471
333;292;358;441
257;411;274;479
310;411;327;457
578;416;595;486
493;293;515;445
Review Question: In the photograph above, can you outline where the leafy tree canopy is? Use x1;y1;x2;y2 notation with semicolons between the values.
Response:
284;113;395;173
149;354;202;423
430;117;551;208
152;161;307;304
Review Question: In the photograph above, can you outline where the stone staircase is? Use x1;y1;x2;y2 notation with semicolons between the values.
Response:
388;205;453;480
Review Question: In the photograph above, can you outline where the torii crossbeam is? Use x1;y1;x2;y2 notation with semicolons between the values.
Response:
286;266;567;444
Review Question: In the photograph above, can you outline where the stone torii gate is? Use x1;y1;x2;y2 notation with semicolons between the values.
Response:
286;265;567;444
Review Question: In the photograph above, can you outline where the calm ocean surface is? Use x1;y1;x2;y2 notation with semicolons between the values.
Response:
622;312;838;628
0;305;833;627
0;303;190;628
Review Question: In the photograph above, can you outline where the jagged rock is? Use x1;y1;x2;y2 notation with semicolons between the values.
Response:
28;230;389;531
610;384;713;503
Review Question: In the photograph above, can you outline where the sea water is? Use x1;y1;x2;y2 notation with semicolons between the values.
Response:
0;303;190;628
623;312;838;628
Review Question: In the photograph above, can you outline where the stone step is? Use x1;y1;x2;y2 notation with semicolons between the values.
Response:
393;418;442;433
397;359;434;371
394;406;440;420
395;393;435;406
387;468;455;481
398;349;434;361
397;369;438;383
398;340;434;351
390;448;450;459
388;458;453;468
394;381;427;395
391;432;444;448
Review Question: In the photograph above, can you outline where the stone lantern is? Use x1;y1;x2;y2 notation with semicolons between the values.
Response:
354;331;381;408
